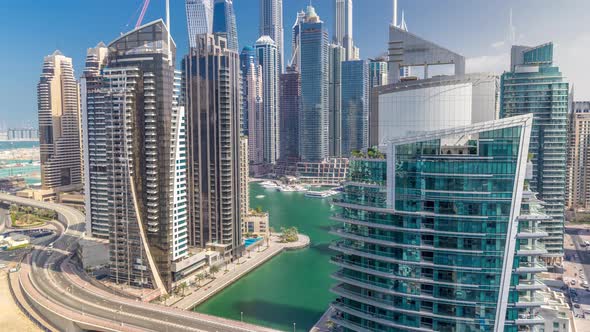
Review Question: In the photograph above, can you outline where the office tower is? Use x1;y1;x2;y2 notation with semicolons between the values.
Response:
81;42;109;238
369;57;388;88
95;20;183;292
290;10;306;68
279;65;301;162
333;0;357;60
370;74;498;146
212;0;239;52
255;36;280;165
566;101;590;211
387;2;464;84
299;5;329;162
501;43;568;260
329;44;345;157
186;0;213;47
259;0;284;72
331;114;549;332
37;51;82;191
240;47;264;170
340;60;368;155
184;34;243;257
239;136;249;220
239;46;256;136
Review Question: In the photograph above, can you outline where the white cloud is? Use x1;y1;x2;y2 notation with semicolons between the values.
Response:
491;41;505;49
555;33;590;100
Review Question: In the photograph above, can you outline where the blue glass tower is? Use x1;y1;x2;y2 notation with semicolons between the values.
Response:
212;0;239;52
500;42;568;261
341;60;369;156
299;5;329;162
330;115;549;332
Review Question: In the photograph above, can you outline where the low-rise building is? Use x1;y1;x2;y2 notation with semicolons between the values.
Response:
538;290;574;332
296;158;349;185
243;212;270;237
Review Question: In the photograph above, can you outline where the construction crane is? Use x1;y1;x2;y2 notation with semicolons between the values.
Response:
136;0;151;28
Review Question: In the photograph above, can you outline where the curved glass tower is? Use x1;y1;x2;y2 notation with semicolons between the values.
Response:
330;115;548;332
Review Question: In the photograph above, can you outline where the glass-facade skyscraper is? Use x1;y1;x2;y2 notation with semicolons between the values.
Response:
299;5;329;162
279;65;301;163
341;60;368;156
212;0;239;52
500;42;568;260
330;114;549;332
185;0;213;48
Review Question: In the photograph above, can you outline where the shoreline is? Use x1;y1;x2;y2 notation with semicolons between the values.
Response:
173;233;310;310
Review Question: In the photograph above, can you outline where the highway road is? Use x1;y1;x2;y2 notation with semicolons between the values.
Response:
1;194;278;332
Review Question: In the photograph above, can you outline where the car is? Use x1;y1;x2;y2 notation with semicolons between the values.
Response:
574;303;581;309
571;279;577;285
582;281;589;288
573;297;579;302
586;240;590;246
0;264;6;269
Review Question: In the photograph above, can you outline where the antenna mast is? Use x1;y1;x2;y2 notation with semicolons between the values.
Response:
393;0;398;27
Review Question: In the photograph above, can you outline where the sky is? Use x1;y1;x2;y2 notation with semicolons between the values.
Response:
0;0;588;128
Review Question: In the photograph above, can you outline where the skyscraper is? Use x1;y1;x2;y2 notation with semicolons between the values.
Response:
501;42;568;261
331;115;549;332
328;44;345;157
279;65;300;163
340;60;368;155
239;46;256;136
290;10;306;68
185;0;213;47
369;57;388;88
299;5;329;162
96;20;183;292
566;101;590;211
37;51;82;191
212;0;239;52
255;36;280;165
259;0;284;72
184;34;243;258
239;136;249;221
333;0;357;60
81;42;109;239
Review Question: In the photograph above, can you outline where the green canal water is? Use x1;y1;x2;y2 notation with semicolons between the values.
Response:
194;183;338;331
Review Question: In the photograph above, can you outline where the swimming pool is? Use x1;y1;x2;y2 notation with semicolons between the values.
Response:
244;237;263;247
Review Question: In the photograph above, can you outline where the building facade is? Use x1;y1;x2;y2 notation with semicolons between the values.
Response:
259;0;284;72
185;0;213;48
333;0;357;60
566;101;590;211
370;74;499;147
81;42;109;239
501;43;568;260
37;51;82;191
255;36;280;165
279;65;300;163
240;47;264;171
329;44;345;157
341;60;369;156
184;34;243;258
330;115;549;332
212;0;239;52
98;20;182;292
299;5;329;162
289;10;306;69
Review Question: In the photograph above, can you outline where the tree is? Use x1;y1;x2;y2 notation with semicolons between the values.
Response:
195;273;204;287
279;226;299;243
209;265;220;275
179;282;188;296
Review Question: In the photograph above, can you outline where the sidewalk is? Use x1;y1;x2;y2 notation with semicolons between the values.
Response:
173;234;310;310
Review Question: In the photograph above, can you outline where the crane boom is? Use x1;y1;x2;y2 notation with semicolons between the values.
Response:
136;0;151;28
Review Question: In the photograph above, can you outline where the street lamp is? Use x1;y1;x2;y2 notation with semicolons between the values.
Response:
240;311;243;322
293;322;296;332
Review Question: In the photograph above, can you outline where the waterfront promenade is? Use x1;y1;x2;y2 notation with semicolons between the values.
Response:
174;233;310;310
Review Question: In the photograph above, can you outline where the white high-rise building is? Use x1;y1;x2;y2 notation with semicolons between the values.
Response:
259;0;284;72
256;36;280;164
186;0;213;47
333;0;356;60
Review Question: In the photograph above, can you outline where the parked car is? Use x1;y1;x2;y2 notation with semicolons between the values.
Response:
571;279;577;285
582;281;589;288
0;264;6;269
573;297;579;302
574;303;581;309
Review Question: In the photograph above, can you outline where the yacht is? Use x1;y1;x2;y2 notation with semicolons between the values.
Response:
305;190;338;198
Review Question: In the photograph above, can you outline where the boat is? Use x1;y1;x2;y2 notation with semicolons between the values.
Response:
255;195;265;199
278;185;296;192
260;181;280;189
305;190;339;198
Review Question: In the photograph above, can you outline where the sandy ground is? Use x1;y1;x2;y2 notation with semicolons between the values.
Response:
0;270;41;332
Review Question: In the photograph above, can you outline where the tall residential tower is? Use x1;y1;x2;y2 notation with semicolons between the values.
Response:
37;51;82;191
259;0;284;71
185;0;213;47
333;0;357;60
212;0;239;52
256;36;280;165
500;43;568;261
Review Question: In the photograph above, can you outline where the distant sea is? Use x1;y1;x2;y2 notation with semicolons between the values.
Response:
0;141;39;151
0;140;40;184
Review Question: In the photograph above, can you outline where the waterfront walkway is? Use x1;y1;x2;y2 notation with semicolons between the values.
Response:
173;234;310;310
